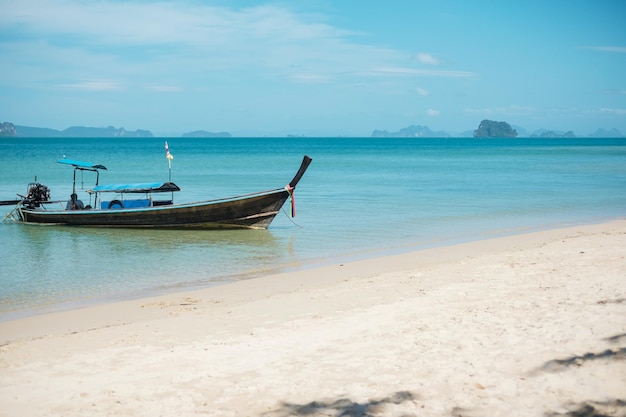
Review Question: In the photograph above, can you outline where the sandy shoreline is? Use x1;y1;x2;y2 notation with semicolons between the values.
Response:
1;220;625;416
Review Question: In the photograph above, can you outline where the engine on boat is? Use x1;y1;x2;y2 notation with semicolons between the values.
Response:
25;183;50;208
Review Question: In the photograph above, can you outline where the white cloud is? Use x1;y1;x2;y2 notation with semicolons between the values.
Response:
0;1;356;53
1;1;476;83
417;52;439;65
427;109;439;116
0;0;484;133
1;1;237;46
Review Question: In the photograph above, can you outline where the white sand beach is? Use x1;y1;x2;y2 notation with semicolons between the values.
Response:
1;220;625;417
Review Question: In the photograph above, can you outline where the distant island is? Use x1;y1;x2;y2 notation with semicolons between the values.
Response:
0;122;153;138
181;130;232;138
473;120;517;138
588;128;624;138
373;120;624;139
372;124;449;138
0;122;237;138
0;122;16;136
530;130;576;138
1;120;624;138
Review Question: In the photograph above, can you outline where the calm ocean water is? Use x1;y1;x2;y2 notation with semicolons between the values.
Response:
1;137;625;320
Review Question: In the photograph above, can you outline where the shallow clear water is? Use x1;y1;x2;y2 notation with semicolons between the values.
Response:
1;137;625;319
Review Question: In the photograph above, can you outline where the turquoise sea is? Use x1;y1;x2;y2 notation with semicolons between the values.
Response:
1;137;625;320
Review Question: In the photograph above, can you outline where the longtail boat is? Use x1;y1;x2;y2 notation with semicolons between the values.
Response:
3;155;312;229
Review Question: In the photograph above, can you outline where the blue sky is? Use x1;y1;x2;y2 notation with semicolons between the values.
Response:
1;0;625;136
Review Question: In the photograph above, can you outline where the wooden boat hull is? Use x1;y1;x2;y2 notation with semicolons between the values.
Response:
12;155;312;230
18;188;292;229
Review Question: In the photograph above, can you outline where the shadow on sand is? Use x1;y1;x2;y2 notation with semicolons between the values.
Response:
540;331;626;417
261;391;418;417
539;347;626;373
262;331;625;417
545;399;626;417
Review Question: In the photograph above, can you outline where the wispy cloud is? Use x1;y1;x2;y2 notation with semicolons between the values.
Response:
289;73;333;83
586;46;626;53
2;1;254;46
427;109;440;116
417;53;439;65
373;67;476;78
0;1;477;89
416;87;429;96
595;107;626;115
145;85;183;93
55;79;123;92
464;105;536;116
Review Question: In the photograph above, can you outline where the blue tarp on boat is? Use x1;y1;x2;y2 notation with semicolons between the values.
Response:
91;182;181;193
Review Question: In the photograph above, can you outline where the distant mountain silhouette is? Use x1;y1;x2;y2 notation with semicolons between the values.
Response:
0;122;17;136
371;124;449;138
473;120;518;138
9;123;153;137
181;130;232;138
589;128;623;138
530;130;576;138
2;121;624;138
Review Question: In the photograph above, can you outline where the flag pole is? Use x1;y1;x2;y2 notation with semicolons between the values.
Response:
165;141;174;201
165;141;174;181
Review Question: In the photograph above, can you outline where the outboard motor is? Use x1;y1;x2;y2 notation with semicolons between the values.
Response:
24;183;51;208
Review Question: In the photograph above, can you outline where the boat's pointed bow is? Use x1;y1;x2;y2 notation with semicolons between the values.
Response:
288;155;313;189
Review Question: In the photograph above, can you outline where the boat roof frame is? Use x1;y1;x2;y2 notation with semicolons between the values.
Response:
57;159;107;171
57;159;180;196
58;159;108;194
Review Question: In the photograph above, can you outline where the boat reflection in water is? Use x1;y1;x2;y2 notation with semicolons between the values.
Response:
2;223;303;319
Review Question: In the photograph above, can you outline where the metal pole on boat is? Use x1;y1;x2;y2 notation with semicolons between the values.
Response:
72;168;77;194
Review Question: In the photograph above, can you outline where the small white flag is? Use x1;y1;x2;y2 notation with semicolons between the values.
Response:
165;141;174;160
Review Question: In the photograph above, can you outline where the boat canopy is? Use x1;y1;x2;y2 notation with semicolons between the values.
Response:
57;159;107;170
90;182;181;194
